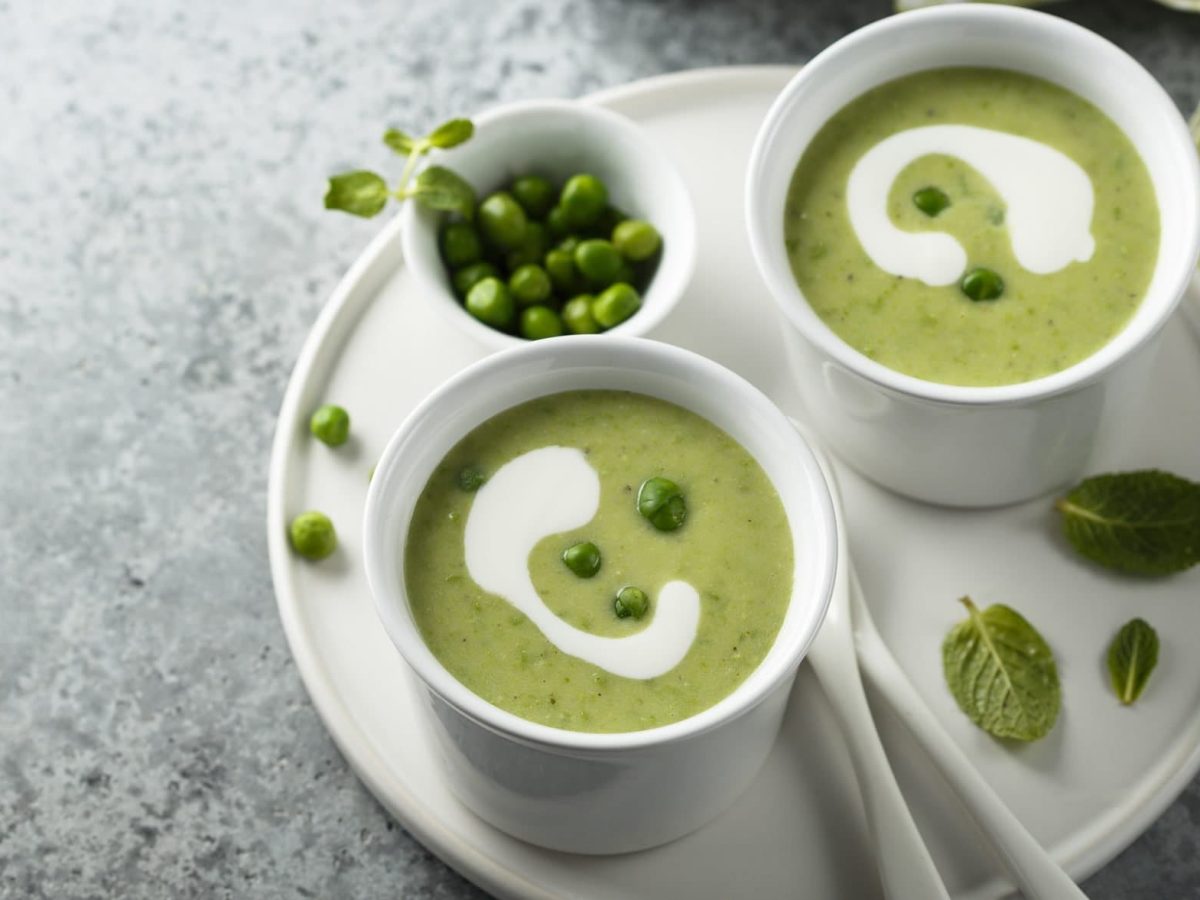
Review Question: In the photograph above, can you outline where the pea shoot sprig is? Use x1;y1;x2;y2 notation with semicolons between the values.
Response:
324;118;477;219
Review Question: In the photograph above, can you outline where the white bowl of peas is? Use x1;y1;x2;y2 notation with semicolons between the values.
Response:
400;99;697;349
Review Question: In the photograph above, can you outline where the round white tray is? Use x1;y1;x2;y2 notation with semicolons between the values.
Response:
267;66;1200;899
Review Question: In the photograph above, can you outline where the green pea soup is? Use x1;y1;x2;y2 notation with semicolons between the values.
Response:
404;390;794;733
784;68;1160;386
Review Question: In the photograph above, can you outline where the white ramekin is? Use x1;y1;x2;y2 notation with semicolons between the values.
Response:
401;100;696;350
746;6;1200;507
363;336;837;854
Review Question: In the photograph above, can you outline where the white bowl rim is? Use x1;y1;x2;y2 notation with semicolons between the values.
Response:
399;98;697;352
745;4;1200;408
362;335;838;753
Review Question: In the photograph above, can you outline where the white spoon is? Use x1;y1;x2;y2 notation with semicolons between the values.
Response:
805;433;1087;899
850;568;1088;899
807;466;952;900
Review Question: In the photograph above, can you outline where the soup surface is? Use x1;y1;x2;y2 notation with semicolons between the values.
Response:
404;390;793;733
784;67;1159;386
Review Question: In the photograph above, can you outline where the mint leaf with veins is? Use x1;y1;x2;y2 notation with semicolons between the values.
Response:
1056;470;1200;575
942;597;1060;742
1107;618;1160;705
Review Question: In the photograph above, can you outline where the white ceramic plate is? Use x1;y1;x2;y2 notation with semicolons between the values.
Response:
267;67;1200;899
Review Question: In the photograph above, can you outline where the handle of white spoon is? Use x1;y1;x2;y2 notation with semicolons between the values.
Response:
850;569;1089;900
806;468;951;900
809;628;953;900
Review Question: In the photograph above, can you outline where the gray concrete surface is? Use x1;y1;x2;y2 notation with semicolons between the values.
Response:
2;1;1198;897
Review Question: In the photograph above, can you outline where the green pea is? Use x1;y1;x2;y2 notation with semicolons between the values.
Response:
289;511;337;560
544;249;581;295
478;192;528;250
466;277;516;329
561;541;601;578
574;239;624;286
592;283;641;329
612;219;661;261
511;175;556;218
457;466;487;492
637;477;686;531
309;404;350;447
439;221;483;268
452;261;499;297
562;295;600;335
560;174;608;228
506;221;549;270
960;267;1005;301
509;264;553;307
912;186;950;218
546;204;571;238
556;236;581;255
614;586;649;620
520;305;564;340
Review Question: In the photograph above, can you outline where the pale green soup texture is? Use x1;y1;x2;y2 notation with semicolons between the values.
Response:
404;390;793;733
784;68;1160;386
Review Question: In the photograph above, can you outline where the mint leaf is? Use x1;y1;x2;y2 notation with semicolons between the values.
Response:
942;597;1060;742
426;118;474;149
324;170;389;218
383;129;420;156
1107;618;1160;705
410;165;476;219
1056;470;1200;575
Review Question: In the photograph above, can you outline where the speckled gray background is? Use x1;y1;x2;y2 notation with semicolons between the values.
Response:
1;0;1197;897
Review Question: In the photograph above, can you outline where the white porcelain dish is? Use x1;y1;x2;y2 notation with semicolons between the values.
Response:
268;67;1200;899
745;6;1200;507
362;336;837;854
400;100;696;351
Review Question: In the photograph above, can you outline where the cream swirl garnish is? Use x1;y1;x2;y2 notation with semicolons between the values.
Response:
464;446;699;679
847;124;1095;286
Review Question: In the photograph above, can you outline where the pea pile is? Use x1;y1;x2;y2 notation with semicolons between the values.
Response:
440;173;663;339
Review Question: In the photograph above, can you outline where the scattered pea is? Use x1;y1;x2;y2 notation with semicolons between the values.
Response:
520;305;564;340
478;192;528;249
592;283;641;328
452;261;499;297
310;404;350;447
612;219;661;261
289;511;337;560
561;541;601;578
560;174;608;228
960;267;1005;301
637;476;686;531
511;175;556;218
439;221;482;268
457;466;487;492
509;264;553;307
562;295;600;334
912;186;951;217
466;277;515;328
614;586;649;620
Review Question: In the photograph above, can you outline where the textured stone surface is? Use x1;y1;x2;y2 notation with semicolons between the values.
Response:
0;1;1197;897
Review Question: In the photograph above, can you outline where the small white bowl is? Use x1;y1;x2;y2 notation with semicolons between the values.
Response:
363;336;837;854
400;100;696;350
746;6;1200;507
